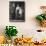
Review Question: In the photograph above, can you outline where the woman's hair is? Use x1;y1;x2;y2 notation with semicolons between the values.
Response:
40;6;46;9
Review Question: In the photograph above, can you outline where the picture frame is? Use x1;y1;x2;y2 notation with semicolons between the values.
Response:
9;1;25;22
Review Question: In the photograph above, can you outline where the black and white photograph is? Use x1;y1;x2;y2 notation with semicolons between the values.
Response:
9;1;25;22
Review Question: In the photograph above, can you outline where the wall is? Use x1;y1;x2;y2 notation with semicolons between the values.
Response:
0;0;46;41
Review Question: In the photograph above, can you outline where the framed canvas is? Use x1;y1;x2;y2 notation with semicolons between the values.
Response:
9;1;25;22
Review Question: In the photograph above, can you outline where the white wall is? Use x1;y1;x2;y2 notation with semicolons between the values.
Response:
0;0;46;39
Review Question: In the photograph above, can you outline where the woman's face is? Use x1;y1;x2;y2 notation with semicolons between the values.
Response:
40;6;46;14
42;8;46;14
